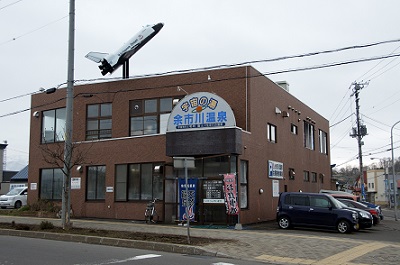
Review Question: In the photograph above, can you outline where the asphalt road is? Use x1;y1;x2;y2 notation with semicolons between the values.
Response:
0;235;268;265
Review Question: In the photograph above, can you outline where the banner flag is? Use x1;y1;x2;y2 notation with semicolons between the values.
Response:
178;178;197;221
223;173;239;215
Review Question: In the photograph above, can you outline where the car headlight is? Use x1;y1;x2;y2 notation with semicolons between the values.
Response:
360;212;370;218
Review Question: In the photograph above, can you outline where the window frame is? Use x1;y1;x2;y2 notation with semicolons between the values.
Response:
86;165;106;201
319;129;328;154
130;97;175;136
39;168;63;200
291;123;298;135
115;162;164;202
41;108;66;143
86;103;112;140
303;171;310;182
304;121;315;150
240;160;248;209
267;123;277;143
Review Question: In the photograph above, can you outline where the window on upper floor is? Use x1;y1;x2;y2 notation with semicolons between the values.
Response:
267;123;277;143
288;168;295;180
304;121;314;150
303;171;310;182
130;97;175;136
42;108;66;143
86;103;112;140
312;172;317;182
319;129;328;154
291;123;298;135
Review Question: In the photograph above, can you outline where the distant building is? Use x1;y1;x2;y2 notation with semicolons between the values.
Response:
28;66;332;224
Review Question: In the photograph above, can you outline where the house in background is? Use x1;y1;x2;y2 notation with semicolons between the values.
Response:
28;65;332;225
9;165;29;191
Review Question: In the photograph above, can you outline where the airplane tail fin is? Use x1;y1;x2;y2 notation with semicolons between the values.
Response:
85;52;109;63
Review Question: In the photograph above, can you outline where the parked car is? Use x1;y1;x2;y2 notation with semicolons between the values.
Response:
0;187;28;209
276;192;359;233
335;199;373;229
320;190;360;201
359;201;383;220
337;198;380;225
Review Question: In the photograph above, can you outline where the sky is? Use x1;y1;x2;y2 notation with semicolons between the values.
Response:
1;0;400;171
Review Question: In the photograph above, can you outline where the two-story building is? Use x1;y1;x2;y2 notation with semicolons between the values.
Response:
28;66;332;225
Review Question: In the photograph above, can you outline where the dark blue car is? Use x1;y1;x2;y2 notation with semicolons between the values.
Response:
276;192;359;233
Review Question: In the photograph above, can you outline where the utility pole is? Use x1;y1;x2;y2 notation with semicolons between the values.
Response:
350;82;368;200
62;0;75;229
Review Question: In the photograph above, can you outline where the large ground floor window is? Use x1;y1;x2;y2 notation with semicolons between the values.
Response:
87;166;106;200
40;168;63;200
115;163;163;201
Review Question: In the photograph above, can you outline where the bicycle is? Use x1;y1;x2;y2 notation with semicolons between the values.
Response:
144;198;158;223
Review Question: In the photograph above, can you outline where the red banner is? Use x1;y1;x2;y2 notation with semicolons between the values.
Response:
223;174;239;215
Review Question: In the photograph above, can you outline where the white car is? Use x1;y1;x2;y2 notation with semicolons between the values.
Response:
0;187;28;209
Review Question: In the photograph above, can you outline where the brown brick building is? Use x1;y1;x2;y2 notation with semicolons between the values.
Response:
28;66;332;225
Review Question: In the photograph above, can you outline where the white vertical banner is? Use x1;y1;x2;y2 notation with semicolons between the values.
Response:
272;180;280;197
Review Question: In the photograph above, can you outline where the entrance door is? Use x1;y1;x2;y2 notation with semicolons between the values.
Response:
199;178;226;224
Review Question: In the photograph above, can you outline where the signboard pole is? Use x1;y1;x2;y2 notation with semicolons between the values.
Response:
184;158;191;244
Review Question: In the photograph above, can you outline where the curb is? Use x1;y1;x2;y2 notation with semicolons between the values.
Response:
0;228;219;257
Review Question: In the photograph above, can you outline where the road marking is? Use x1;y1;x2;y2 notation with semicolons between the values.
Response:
256;242;388;265
76;254;162;264
317;242;387;265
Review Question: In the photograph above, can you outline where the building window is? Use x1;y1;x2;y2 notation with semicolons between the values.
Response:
42;108;66;143
267;123;277;143
319;129;328;154
40;168;63;200
87;166;106;200
289;168;295;180
319;173;324;183
312;172;317;182
240;160;248;209
303;171;310;182
86;103;112;140
304;121;314;150
115;163;163;201
291;124;298;135
130;97;175;136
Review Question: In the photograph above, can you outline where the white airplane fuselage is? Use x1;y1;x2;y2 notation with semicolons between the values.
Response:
86;23;164;75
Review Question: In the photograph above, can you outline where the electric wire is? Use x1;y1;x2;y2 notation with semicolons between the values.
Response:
0;0;22;11
0;15;68;46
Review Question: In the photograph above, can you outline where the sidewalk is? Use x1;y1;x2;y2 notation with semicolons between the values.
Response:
0;215;399;265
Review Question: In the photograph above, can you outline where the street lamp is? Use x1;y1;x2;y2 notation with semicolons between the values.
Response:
391;120;399;221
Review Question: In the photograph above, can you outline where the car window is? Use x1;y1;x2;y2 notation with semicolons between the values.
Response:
290;195;309;206
310;197;331;208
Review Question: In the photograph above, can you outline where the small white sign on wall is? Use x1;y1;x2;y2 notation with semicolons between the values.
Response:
71;177;81;189
106;186;114;193
272;180;280;197
30;183;37;190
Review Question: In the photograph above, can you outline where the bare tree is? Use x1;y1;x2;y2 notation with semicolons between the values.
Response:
39;140;93;228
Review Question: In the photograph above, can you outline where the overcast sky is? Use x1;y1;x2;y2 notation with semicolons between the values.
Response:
1;0;400;171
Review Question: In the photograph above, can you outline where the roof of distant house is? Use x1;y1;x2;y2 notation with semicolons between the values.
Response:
10;165;28;181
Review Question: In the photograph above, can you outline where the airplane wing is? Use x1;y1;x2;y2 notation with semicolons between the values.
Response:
85;52;109;63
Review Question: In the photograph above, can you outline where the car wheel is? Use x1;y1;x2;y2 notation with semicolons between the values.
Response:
337;220;351;234
278;216;291;229
14;201;22;209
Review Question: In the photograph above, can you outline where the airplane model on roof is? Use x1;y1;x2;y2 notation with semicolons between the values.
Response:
85;23;164;76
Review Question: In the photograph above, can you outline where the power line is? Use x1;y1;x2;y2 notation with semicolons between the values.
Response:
0;15;68;46
0;0;22;11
